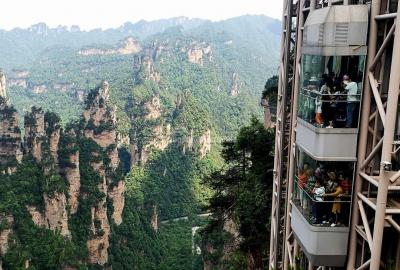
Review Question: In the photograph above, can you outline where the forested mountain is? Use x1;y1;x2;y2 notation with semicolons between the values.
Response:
0;15;279;269
0;17;210;70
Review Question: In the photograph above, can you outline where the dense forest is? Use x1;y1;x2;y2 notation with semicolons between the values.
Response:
0;15;279;269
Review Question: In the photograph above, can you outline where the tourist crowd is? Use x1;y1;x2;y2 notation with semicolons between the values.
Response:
296;163;352;227
300;74;361;128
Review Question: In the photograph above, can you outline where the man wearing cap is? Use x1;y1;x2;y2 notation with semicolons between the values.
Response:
343;75;359;127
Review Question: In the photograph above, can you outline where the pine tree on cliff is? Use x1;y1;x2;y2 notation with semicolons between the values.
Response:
200;117;274;269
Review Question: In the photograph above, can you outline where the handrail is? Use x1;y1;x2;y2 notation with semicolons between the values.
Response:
294;176;352;203
301;87;361;97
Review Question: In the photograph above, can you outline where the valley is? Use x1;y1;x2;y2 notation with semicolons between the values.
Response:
0;15;279;269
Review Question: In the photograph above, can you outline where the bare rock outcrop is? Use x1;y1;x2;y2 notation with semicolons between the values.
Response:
0;72;7;99
0;214;14;256
197;129;211;158
130;95;171;166
261;98;275;129
26;205;46;227
0;95;22;173
8;70;29;89
44;193;70;237
230;73;239;96
24;107;46;162
133;54;160;83
83;81;125;265
150;204;158;232
79;37;141;56
118;37;142;55
108;180;125;225
32;84;48;94
87;203;110;265
173;93;211;158
83;81;118;149
61;130;81;214
26;193;70;238
48;124;61;163
178;129;211;158
187;43;212;66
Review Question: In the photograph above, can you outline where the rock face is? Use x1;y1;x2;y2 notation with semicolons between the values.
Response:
230;73;239;96
0;72;7;98
44;193;70;237
87;203;110;265
0;214;13;256
178;129;211;158
197;129;211;158
79;37;141;56
130;95;171;166
24;107;46;162
0;79;126;266
108;180;125;226
62;129;81;214
27;194;70;237
118;37;142;55
133;53;160;83
8;70;29;89
83;81;125;265
173;94;212;158
32;84;48;94
261;98;274;129
187;43;212;66
0;96;22;173
150;204;158;232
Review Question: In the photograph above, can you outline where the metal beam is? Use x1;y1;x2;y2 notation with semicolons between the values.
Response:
370;3;400;268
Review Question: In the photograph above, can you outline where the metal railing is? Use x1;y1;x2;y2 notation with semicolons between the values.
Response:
293;177;352;227
298;88;361;128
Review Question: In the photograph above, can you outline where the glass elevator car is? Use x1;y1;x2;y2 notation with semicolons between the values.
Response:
291;4;369;267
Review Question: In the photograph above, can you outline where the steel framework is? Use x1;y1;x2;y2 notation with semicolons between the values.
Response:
269;0;400;269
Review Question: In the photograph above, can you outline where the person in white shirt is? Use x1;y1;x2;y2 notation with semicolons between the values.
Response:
343;75;359;127
311;179;325;224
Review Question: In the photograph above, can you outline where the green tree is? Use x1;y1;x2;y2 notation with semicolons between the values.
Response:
201;117;275;269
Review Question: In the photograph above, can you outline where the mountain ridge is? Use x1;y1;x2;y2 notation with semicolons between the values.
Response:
0;15;280;70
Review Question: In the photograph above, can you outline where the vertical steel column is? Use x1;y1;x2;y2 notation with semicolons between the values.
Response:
283;0;305;269
269;0;291;268
369;4;400;269
346;0;382;268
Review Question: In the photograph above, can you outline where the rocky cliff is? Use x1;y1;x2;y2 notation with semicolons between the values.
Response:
187;42;212;66
261;98;274;129
129;95;171;166
24;107;46;162
0;214;13;258
8;70;29;89
79;37;142;56
0;75;22;174
230;73;239;96
173;93;212;158
0;73;7;99
133;51;161;83
83;81;125;265
0;80;126;267
177;129;211;158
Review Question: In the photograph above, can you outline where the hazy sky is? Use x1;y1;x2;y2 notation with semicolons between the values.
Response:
0;0;283;30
